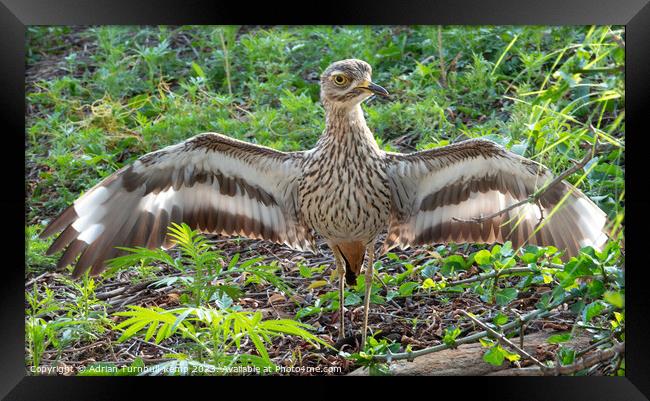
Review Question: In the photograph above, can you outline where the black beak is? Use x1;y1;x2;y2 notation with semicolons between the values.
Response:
362;82;389;97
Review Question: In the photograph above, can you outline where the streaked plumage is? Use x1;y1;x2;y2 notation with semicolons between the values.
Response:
41;59;608;346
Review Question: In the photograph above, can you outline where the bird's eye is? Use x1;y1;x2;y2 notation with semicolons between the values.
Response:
332;75;348;86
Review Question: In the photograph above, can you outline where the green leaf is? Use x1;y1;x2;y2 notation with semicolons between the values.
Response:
502;348;521;362
500;241;513;257
215;285;243;301
422;278;436;289
570;300;585;315
483;346;505;366
156;323;170;344
239;257;264;270
398;282;419;296
603;291;624;308
369;364;391;376
495;288;518;306
583;301;605;322
563;258;594;278
144;322;159;342
298;265;313;278
558;346;576;365
587;280;605;298
228;253;240;270
545;246;559;256
308;280;328;290
442;326;461;347
521;252;538;264
547;332;572;344
421;263;438;278
441;255;467;276
191;62;206;78
493;312;509;326
474;249;492;265
614;311;624;324
344;292;361;306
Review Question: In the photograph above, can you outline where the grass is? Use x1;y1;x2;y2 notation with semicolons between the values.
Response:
26;25;624;376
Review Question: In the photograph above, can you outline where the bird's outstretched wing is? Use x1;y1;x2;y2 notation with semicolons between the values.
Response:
40;133;315;277
383;138;607;258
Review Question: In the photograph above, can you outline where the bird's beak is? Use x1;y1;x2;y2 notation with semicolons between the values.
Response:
357;80;389;97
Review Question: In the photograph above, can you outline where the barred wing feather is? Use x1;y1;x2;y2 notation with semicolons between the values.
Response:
383;139;607;259
40;133;315;277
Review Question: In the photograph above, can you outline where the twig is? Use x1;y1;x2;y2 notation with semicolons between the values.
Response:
437;26;447;88
459;309;546;368
233;104;253;117
372;290;578;362
96;279;156;300
444;266;547;286
42;339;109;355
513;310;525;350
25;272;51;288
491;342;624;376
441;262;572;287
136;338;177;354
95;286;129;300
179;32;200;59
452;141;607;225
218;30;233;96
575;334;615;358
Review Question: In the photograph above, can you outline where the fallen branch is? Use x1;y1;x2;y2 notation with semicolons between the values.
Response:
488;341;624;376
351;329;592;376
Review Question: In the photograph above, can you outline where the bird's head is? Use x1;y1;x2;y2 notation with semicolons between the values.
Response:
320;59;389;109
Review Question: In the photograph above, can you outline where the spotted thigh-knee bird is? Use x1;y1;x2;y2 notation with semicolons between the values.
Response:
40;59;608;347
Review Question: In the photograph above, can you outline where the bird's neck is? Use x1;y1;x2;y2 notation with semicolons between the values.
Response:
322;104;380;152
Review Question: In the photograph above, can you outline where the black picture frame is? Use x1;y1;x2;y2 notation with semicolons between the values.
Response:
3;0;649;399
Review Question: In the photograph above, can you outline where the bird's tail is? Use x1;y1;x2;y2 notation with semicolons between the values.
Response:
337;241;366;285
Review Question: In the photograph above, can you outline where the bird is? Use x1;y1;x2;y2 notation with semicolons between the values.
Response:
40;58;608;348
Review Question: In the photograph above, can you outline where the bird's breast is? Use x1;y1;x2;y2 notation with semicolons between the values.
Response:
298;148;391;242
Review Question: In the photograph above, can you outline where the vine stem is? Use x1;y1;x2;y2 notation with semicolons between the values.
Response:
371;291;579;363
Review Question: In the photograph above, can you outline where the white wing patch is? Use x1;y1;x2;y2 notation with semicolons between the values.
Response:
384;139;609;258
41;133;315;277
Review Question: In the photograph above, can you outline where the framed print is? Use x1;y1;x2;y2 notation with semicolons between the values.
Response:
3;0;649;399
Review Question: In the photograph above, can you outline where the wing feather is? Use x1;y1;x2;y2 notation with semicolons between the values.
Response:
41;133;315;277
384;138;607;259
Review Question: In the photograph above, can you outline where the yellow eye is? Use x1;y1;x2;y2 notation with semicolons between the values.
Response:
332;74;348;86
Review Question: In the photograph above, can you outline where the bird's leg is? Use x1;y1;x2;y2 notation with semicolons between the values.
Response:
332;247;346;341
361;245;375;349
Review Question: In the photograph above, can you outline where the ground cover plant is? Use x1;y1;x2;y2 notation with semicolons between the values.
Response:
26;25;624;376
